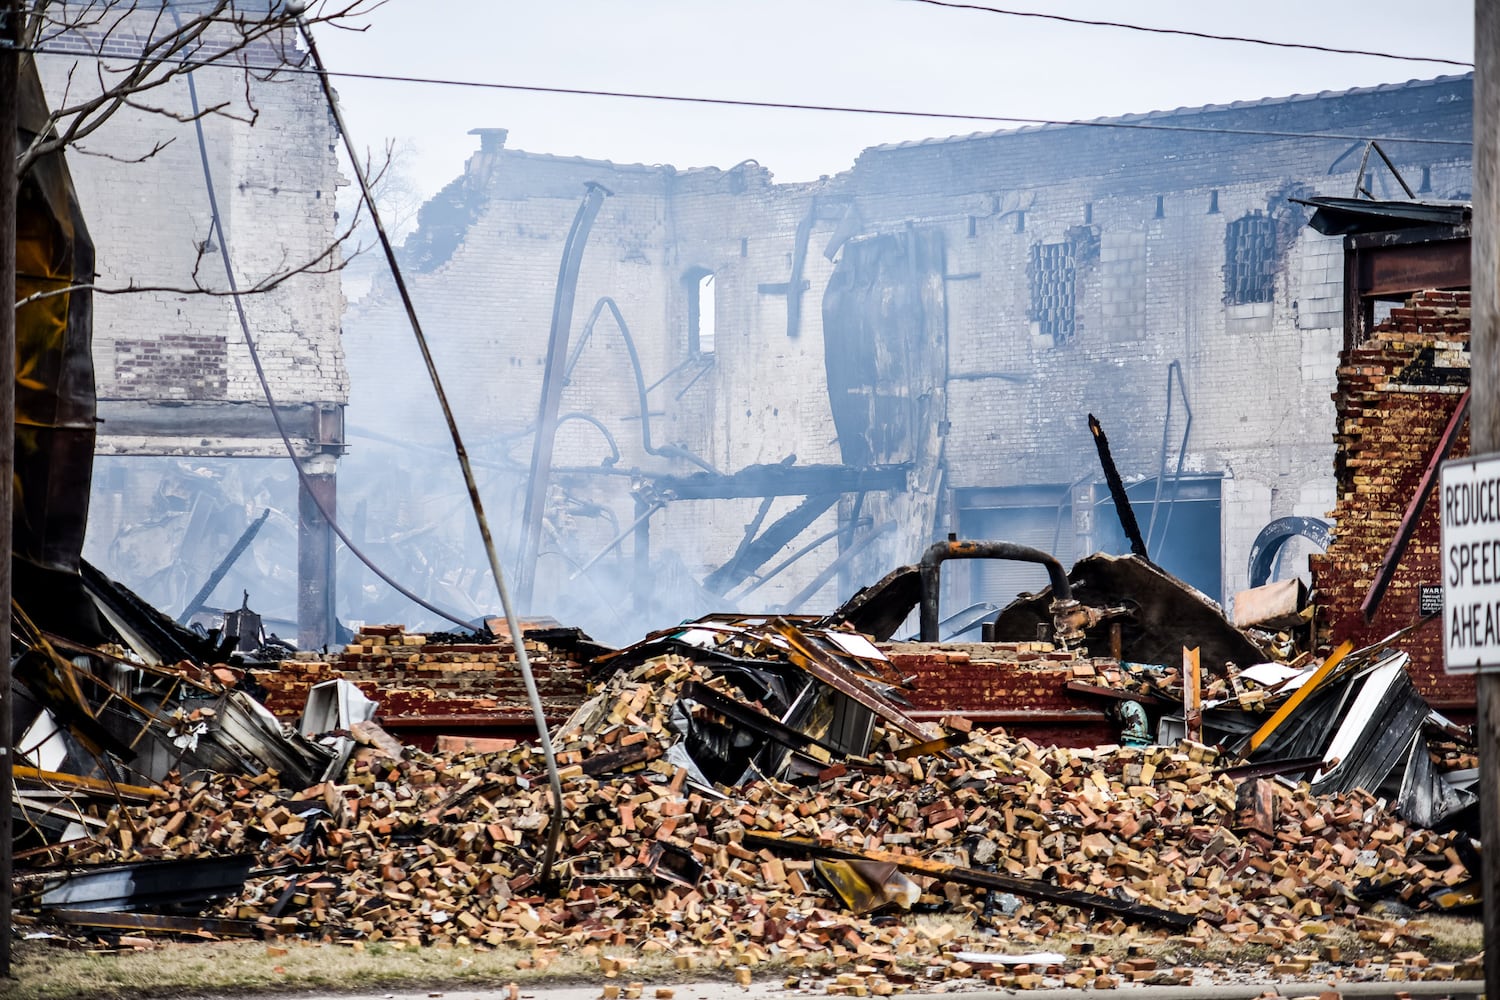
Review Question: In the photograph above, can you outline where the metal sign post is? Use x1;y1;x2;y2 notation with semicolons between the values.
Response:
1439;454;1499;998
1463;5;1498;988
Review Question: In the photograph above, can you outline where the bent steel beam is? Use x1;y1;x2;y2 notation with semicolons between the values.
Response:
516;182;611;609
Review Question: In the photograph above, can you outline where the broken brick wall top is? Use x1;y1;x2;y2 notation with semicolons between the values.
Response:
35;19;348;413
1309;290;1473;708
252;627;592;748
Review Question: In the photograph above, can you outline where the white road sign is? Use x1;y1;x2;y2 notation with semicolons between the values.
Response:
1441;454;1500;674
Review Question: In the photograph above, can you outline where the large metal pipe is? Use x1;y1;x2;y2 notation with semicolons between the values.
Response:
918;539;1071;642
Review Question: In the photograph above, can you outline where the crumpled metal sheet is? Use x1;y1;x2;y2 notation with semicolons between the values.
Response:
14;58;101;642
992;553;1268;669
1397;724;1478;829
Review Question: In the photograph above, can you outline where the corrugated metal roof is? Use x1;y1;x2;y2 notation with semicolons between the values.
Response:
862;73;1472;155
1296;196;1471;236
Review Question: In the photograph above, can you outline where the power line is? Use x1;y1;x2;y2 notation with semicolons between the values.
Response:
22;43;1476;147
901;0;1474;68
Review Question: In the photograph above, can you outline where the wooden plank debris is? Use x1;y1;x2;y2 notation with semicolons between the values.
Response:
41;909;263;938
749;833;1195;930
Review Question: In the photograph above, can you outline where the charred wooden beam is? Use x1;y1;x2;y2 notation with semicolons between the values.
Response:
1088;413;1149;560
704;493;838;595
41;908;263;938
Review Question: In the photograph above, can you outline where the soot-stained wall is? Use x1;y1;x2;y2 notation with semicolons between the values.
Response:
343;76;1473;648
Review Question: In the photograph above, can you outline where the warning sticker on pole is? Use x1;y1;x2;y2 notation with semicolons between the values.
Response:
1440;454;1500;674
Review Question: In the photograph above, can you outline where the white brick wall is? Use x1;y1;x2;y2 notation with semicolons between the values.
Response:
35;18;347;413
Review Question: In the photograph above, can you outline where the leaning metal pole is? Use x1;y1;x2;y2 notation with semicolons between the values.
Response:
1471;4;1499;993
0;0;19;978
297;19;567;883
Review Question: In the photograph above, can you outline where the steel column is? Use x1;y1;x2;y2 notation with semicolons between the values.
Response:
297;455;337;650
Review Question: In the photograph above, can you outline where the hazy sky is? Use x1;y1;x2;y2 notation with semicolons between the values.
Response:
312;0;1474;201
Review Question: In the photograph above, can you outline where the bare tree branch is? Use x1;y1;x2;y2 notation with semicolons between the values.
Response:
17;1;380;177
69;135;174;162
14;223;365;310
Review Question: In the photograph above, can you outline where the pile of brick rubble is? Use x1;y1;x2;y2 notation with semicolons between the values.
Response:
76;654;1482;986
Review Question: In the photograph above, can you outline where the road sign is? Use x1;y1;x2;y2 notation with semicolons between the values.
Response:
1441;454;1500;674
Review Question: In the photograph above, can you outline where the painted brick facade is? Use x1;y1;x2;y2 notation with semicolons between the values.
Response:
1309;290;1474;708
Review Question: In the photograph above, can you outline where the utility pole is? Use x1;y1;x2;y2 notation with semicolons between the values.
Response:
0;0;19;980
1472;4;1499;995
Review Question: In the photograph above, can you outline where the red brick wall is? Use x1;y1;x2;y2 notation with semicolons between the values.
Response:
1310;290;1475;709
884;642;1116;746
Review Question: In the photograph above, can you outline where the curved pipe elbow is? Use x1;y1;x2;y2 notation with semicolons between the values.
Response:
917;539;1071;642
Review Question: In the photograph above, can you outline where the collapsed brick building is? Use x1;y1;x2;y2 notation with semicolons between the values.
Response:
1311;287;1473;709
29;17;1480;684
345;75;1474;649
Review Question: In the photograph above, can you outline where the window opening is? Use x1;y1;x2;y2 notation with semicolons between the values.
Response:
1028;241;1077;344
687;270;716;355
1223;211;1277;304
